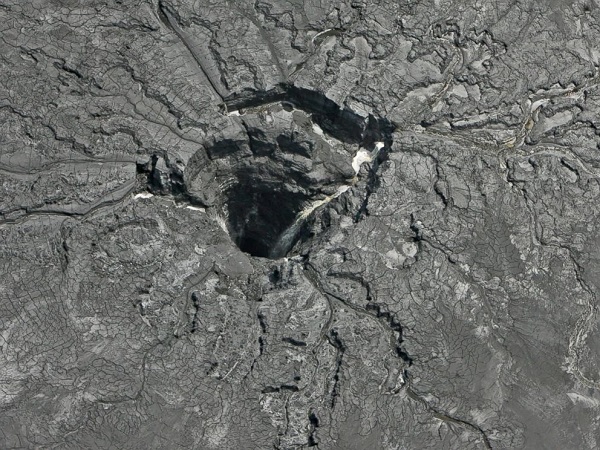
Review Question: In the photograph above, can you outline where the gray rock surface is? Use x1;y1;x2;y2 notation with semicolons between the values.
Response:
2;0;600;448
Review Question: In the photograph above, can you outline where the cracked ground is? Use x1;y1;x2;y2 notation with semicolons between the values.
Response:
2;0;600;448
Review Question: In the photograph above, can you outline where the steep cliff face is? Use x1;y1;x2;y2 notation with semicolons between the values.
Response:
177;87;393;259
2;1;600;449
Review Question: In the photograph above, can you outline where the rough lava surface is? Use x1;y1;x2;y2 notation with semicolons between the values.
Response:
2;0;600;449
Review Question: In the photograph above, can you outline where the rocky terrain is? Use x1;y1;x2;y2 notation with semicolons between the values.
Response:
2;0;600;448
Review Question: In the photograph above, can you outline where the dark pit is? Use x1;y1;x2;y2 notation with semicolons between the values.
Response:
227;186;309;258
186;85;394;259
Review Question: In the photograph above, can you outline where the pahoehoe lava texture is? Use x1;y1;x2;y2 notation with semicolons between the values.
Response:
3;1;600;449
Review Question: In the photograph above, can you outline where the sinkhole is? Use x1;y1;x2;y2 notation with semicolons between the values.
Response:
186;85;394;259
226;186;309;258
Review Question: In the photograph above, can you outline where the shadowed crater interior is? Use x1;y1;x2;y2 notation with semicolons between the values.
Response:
227;186;309;258
185;85;394;259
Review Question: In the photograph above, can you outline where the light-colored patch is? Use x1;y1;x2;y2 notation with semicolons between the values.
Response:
384;248;405;269
312;122;325;136
340;216;354;229
205;422;230;448
133;192;154;199
401;241;418;258
538;110;573;134
567;392;600;408
475;325;490;339
204;276;220;293
530;98;549;112
352;149;372;174
450;84;469;98
213;214;230;235
469;407;496;424
311;122;337;146
186;205;205;212
455;281;470;301
299;185;350;220
312;28;334;43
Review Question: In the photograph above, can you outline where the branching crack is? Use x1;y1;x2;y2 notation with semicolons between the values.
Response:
303;257;413;366
405;383;493;449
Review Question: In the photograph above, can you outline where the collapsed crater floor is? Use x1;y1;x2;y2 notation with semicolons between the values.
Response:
184;85;394;258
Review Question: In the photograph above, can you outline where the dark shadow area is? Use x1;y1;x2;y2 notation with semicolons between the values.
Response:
226;183;309;258
224;84;393;147
213;85;396;259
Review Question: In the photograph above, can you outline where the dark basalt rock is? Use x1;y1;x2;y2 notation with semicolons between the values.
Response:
3;2;598;449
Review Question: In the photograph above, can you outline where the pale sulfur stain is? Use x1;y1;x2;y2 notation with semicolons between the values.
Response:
298;185;350;220
311;122;337;146
351;142;383;174
312;29;334;43
312;122;325;136
352;149;372;174
133;192;154;199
